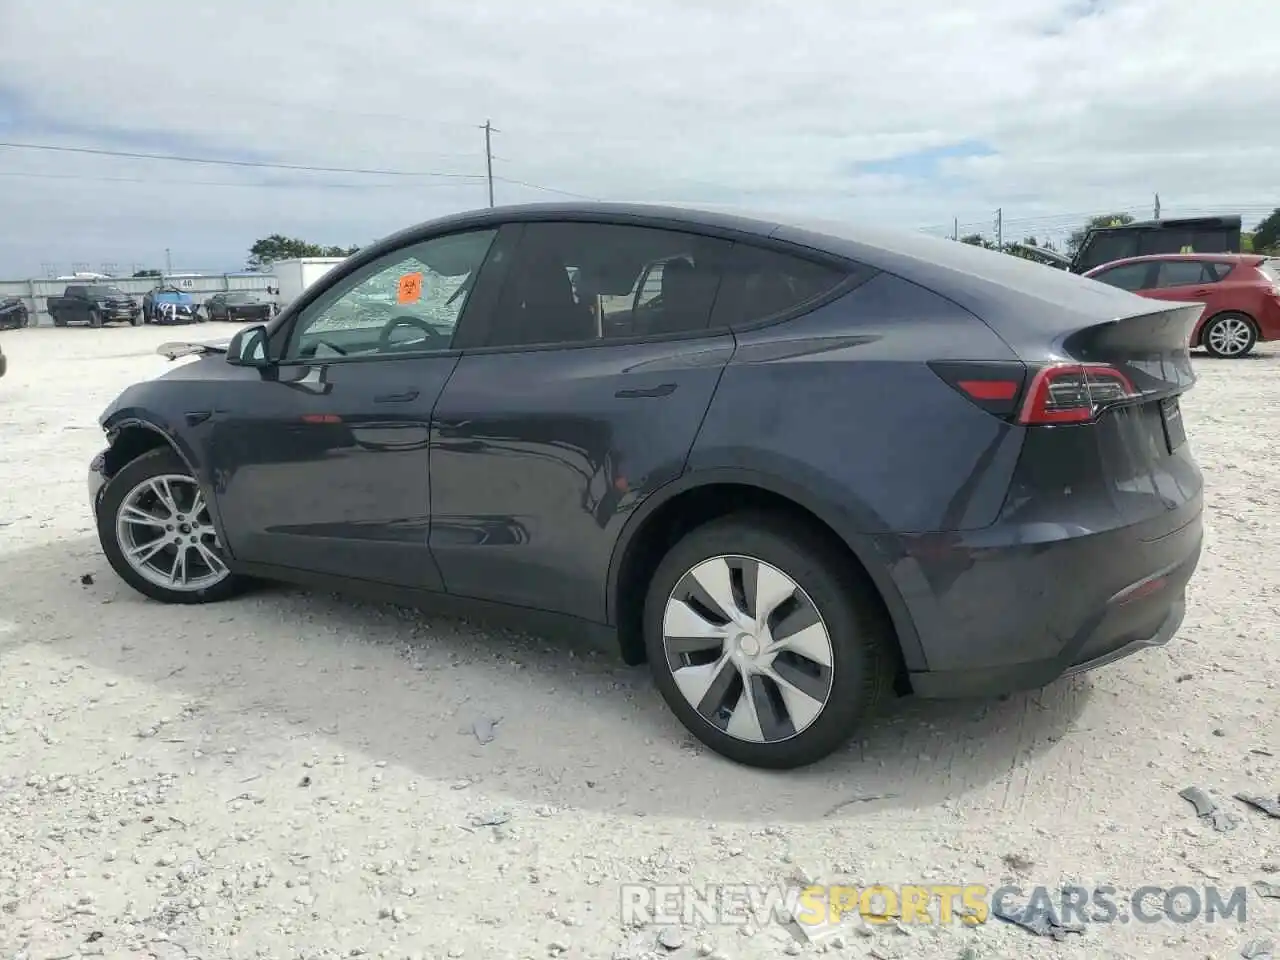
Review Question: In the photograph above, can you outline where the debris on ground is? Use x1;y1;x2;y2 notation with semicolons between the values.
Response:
463;715;502;744
1179;785;1242;831
1254;881;1280;899
468;809;511;827
993;900;1086;941
1001;852;1036;872
79;573;94;585
656;927;685;951
1240;938;1275;960
1236;791;1280;819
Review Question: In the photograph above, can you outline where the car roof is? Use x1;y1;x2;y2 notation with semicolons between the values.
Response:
365;201;1161;332
1085;252;1264;273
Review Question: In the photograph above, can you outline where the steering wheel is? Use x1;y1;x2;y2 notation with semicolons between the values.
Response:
378;315;448;351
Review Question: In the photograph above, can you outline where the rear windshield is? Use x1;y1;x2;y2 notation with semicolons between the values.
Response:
85;285;126;298
1259;259;1280;283
225;293;255;303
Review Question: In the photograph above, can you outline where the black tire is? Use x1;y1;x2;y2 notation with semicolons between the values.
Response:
643;513;895;769
96;446;249;605
52;313;66;327
88;309;103;328
1200;312;1257;358
130;314;143;326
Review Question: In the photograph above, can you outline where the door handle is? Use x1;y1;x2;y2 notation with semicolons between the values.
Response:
374;389;420;403
1191;288;1211;296
615;383;677;399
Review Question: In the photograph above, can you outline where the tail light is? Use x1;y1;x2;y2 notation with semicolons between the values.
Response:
929;360;1136;425
1017;363;1136;425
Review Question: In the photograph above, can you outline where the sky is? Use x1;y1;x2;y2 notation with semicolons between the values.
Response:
0;0;1277;278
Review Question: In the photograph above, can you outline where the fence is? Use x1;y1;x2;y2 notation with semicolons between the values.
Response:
0;273;278;326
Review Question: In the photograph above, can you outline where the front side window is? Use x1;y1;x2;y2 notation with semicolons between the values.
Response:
284;229;497;362
487;223;733;348
1091;263;1151;291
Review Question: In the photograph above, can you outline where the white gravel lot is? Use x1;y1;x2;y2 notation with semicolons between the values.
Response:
1;323;1278;960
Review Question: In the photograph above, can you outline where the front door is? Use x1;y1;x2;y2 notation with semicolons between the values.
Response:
428;220;737;623
207;228;500;589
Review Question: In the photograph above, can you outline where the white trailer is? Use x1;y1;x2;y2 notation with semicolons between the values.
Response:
270;257;347;309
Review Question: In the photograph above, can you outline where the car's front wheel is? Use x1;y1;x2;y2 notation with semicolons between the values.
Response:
1201;312;1257;358
97;447;248;604
643;514;895;769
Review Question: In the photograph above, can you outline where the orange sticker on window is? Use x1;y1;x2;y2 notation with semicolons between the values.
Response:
397;272;423;304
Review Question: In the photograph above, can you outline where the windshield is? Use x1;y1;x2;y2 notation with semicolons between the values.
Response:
86;285;126;298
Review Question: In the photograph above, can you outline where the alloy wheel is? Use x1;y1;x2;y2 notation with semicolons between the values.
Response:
1207;316;1253;356
662;554;834;743
114;474;229;591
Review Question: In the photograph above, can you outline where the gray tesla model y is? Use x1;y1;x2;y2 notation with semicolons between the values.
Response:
88;203;1203;768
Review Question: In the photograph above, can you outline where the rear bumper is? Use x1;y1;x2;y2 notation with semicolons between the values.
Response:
891;496;1203;699
0;352;6;377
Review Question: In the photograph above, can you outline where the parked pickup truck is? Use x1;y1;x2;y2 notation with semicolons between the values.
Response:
47;284;141;327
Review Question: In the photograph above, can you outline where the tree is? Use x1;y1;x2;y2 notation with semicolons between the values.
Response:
1067;213;1135;256
132;268;162;277
247;235;360;269
1253;208;1280;254
959;233;997;249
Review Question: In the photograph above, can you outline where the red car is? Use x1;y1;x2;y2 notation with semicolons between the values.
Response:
1084;253;1280;358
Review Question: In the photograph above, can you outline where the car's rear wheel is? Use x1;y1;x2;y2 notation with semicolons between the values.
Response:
88;309;103;328
97;447;248;605
1201;312;1257;358
643;514;895;769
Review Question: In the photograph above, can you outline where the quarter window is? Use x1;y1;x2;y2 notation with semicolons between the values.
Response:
284;229;497;362
713;243;850;327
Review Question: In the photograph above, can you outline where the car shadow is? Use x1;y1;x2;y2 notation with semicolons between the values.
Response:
3;536;1090;824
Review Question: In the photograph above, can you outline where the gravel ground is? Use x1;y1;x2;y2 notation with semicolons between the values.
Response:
1;323;1278;960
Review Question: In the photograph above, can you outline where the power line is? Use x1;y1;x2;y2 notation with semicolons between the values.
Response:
491;175;598;200
0;140;483;180
0;170;483;189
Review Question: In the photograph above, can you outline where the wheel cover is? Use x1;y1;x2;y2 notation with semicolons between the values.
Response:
114;474;230;591
662;555;834;744
1208;316;1252;356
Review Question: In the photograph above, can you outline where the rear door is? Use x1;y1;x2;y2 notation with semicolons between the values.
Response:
1143;259;1229;312
63;285;89;324
427;219;736;623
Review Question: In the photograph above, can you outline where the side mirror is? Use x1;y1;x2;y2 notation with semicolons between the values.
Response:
226;324;271;367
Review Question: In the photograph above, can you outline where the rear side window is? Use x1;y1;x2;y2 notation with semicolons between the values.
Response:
488;222;734;348
711;242;850;328
1091;262;1151;291
1155;260;1221;288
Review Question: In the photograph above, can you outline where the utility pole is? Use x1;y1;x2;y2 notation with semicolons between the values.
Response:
164;248;172;275
1154;193;1161;219
995;208;1003;249
482;120;498;208
953;217;958;241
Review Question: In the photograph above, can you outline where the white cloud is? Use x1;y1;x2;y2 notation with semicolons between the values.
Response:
0;0;1276;275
